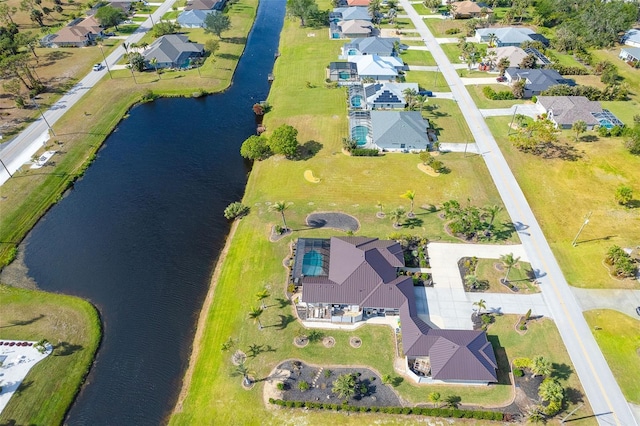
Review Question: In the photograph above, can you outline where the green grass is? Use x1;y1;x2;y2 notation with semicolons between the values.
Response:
411;3;431;15
466;84;526;109
404;70;449;90
551;51;588;69
423;99;475;142
162;10;180;20
440;43;464;63
424;18;465;38
475;259;540;294
400;49;436;66
0;285;101;425
115;24;140;35
485;116;640;289
584;310;640;403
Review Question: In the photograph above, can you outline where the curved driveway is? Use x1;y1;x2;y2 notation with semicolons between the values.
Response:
399;0;637;424
0;0;178;186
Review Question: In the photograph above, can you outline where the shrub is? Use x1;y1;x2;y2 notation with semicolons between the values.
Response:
402;407;412;414
268;397;275;404
285;400;295;407
223;202;250;220
519;324;527;330
298;381;309;391
445;28;460;34
513;368;524;377
482;86;515;100
351;148;379;156
276;382;285;390
513;357;532;368
294;400;304;408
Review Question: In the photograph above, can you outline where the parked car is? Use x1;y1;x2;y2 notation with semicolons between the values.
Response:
636;306;640;316
93;63;104;71
496;76;506;82
418;90;433;97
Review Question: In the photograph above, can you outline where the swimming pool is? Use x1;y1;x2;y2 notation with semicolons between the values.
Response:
351;95;363;108
302;250;324;276
352;125;369;146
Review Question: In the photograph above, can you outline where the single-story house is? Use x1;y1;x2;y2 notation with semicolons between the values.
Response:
485;46;549;69
327;61;359;84
330;20;374;39
106;0;133;14
295;236;498;385
475;27;549;47
142;34;204;69
371;110;430;151
347;0;370;5
177;9;217;28
185;0;224;10
348;54;404;80
621;29;640;48
341;37;400;58
451;1;492;19
504;67;574;98
44;16;103;48
619;47;640;64
363;82;419;109
536;96;624;130
330;6;371;23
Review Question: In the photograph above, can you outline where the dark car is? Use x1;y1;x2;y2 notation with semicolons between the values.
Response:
636;306;640;316
496;76;506;82
418;90;433;97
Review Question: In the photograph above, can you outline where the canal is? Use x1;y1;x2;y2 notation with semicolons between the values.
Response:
20;0;286;423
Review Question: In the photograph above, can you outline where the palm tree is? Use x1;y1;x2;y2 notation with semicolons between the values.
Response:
270;201;289;231
376;201;384;217
332;373;357;400
484;49;498;70
473;298;486;313
500;253;520;283
572;120;587;141
256;288;270;309
531;355;552;377
443;394;461;408
401;190;416;216
368;0;381;23
402;88;417;109
390;207;405;227
488;33;498;48
234;362;255;386
248;306;264;330
465;274;480;290
538;378;564;402
485;204;502;228
428;391;441;407
150;57;160;79
497;57;510;76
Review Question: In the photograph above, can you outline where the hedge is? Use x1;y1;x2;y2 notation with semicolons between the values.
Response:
351;148;379;156
269;399;503;420
482;86;515;100
547;63;590;75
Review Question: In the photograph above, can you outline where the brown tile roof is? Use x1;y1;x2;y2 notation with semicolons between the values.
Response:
452;1;492;15
54;26;92;43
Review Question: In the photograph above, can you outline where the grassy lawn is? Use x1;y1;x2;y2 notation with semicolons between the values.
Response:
115;24;140;35
400;49;436;66
0;285;101;425
549;51;588;69
404;70;449;90
162;10;181;20
423;99;475;143
475;259;540;294
457;69;493;78
440;43;464;63
485;116;640;289
467;84;526;109
412;3;432;15
0;0;259;267
584;310;640;404
487;316;594;423
424;18;465;38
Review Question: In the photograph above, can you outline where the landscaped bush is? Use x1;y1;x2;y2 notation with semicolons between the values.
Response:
547;63;590;75
445;28;460;35
513;357;532;368
514;368;524;377
223;202;250;220
351;148;379;156
482;86;515;100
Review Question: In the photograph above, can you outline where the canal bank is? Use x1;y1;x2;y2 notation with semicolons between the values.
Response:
2;0;286;424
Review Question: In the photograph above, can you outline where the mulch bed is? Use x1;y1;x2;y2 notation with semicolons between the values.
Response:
514;370;544;401
322;337;335;348
277;360;401;407
349;336;362;348
306;212;360;232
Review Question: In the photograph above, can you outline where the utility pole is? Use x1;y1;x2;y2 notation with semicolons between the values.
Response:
33;99;55;136
0;158;12;178
98;42;112;79
508;105;518;136
571;212;592;247
561;403;583;423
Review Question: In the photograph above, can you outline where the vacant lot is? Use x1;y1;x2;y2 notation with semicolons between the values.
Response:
400;49;436;66
0;285;101;425
583;310;640;404
424;18;466;38
486;116;640;289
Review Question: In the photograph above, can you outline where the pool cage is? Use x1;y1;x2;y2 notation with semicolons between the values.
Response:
348;85;368;110
348;110;372;147
592;110;624;129
291;238;331;284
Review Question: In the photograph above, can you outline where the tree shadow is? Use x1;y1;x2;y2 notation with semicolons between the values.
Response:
564;387;584;405
390;376;404;387
217;53;240;61
54;341;83;356
578;135;599;143
551;362;573;381
44;51;72;61
275;314;296;330
15;380;34;396
223;36;247;45
274;297;291;308
0;314;45;328
402;217;424;228
297;140;323;160
625;199;640;209
492;221;516;241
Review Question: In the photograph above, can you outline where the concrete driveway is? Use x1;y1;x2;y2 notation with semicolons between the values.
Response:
572;288;640;318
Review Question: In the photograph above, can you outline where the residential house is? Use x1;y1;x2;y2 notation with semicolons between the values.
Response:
330;6;371;23
142;34;204;69
294;236;498;384
475;27;549;47
370;111;430;151
536;96;623;130
341;37;400;58
330;20;374;39
177;9;216;28
621;29;640;48
363;82;419;109
105;0;133;14
185;0;225;10
347;0;370;5
451;1;492;19
44;16;103;48
619;47;640;65
504;67;574;98
484;46;549;69
348;54;404;80
327;62;359;84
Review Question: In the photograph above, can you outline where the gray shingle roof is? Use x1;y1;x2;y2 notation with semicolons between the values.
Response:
505;67;574;93
344;37;399;56
143;34;204;66
537;96;602;127
177;9;215;26
370;111;429;150
299;237;498;382
332;6;372;21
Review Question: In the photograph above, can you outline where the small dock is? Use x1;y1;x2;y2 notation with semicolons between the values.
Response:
268;73;274;83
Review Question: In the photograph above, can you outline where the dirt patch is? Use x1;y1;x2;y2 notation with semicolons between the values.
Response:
350;336;362;348
293;336;308;348
322;336;335;348
417;163;440;177
303;170;320;183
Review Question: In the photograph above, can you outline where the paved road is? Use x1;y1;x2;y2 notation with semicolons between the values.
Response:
572;288;640;319
0;0;178;186
399;0;637;424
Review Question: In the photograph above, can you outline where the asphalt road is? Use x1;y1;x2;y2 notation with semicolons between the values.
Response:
399;1;638;424
0;0;178;186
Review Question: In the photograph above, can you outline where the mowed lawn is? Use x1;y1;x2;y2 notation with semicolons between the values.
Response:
0;285;101;425
400;49;437;66
486;116;640;289
583;310;640;403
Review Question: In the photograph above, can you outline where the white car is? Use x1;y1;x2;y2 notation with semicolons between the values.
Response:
93;63;104;71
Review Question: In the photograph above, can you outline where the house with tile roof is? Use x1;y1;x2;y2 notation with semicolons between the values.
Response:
347;54;404;80
536;96;623;130
621;29;640;48
504;67;574;98
341;37;400;58
347;0;370;6
44;16;103;48
485;46;549;69
451;1;492;19
294;236;498;384
475;27;549;47
142;34;204;69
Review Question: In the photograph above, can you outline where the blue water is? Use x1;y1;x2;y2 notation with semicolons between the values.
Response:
351;95;362;107
352;125;369;145
302;250;323;276
21;1;287;424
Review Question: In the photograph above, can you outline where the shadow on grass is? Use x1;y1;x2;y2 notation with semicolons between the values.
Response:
223;36;247;45
275;314;296;330
487;334;512;386
0;314;46;328
297;140;323;161
54;341;84;356
217;53;240;61
274;297;292;308
402;217;424;228
551;362;573;381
